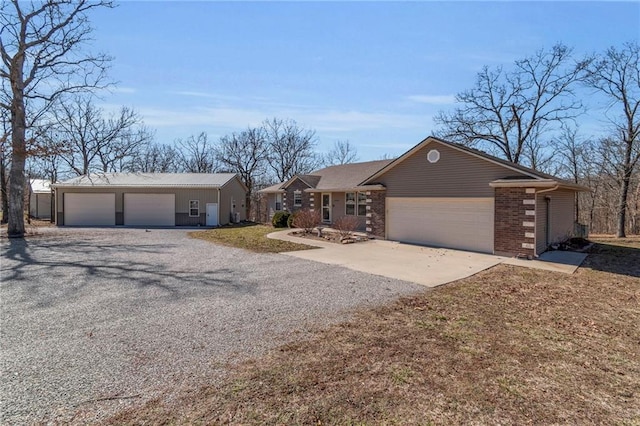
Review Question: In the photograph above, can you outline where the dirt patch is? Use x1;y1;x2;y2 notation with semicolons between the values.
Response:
106;237;640;425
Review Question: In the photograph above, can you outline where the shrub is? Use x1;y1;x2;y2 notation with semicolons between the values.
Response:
293;209;322;233
332;215;360;239
287;212;297;228
271;211;290;228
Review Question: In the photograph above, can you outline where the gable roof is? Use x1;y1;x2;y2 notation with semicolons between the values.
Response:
30;179;52;193
310;159;393;190
259;159;394;193
361;136;588;191
53;173;242;189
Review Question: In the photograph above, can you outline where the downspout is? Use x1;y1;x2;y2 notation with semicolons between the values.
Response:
217;188;221;226
536;186;559;254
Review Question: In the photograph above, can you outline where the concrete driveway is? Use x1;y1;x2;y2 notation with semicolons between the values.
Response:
269;230;506;287
0;228;422;425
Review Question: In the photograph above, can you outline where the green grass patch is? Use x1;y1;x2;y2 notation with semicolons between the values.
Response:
189;223;316;253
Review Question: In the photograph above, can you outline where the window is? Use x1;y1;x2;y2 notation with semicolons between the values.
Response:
358;192;367;216
189;200;199;217
345;192;356;215
293;191;302;207
346;192;367;216
275;193;282;210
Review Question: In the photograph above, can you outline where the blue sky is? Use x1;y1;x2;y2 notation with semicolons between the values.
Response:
91;1;640;160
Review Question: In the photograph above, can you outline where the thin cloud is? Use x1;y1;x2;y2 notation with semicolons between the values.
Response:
406;94;456;105
137;105;428;133
111;86;137;94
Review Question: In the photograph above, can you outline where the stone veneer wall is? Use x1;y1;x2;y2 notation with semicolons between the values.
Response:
365;190;386;238
494;187;536;258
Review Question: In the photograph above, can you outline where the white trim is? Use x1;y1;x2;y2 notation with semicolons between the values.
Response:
523;199;536;205
189;199;200;217
321;193;332;223
523;221;535;227
522;243;535;249
525;232;535;238
525;210;535;216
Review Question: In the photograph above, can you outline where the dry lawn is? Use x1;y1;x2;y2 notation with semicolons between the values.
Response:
109;237;640;425
189;223;316;253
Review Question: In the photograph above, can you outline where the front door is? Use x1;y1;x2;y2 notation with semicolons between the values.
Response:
321;193;331;223
206;203;218;226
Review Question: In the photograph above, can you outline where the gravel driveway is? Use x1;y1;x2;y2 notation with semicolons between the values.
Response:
0;228;422;424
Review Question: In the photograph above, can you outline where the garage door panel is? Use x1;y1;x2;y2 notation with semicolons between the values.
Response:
65;193;115;226
387;197;494;253
124;193;175;226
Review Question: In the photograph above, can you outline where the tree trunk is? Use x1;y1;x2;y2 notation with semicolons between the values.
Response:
617;170;631;238
0;150;8;224
8;116;26;237
8;57;26;238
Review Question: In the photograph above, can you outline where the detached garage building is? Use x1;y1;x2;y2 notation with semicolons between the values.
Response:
52;173;247;227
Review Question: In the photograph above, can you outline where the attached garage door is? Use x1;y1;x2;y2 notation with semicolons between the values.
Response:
124;193;175;226
387;197;494;253
65;193;116;226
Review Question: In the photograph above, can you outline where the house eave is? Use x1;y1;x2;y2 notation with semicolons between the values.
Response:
489;179;589;191
303;184;386;193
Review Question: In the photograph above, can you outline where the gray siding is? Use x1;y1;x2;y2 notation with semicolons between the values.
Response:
375;141;529;198
55;186;219;226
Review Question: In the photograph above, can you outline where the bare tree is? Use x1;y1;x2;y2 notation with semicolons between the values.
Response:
435;44;591;167
553;125;593;221
216;126;268;217
129;142;179;173
584;42;640;238
321;140;359;166
263;118;318;181
0;0;113;237
46;97;150;176
175;132;218;173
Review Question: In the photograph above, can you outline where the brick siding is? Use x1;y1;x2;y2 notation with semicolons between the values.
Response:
494;187;536;257
365;190;386;238
283;179;312;213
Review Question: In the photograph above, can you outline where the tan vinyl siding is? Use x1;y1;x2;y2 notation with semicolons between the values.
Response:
326;192;366;230
220;177;247;224
536;194;548;255
56;187;218;214
549;189;576;244
375;141;529;198
535;189;577;254
56;187;219;225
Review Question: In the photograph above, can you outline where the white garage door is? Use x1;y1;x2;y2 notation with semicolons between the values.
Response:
387;197;494;253
124;193;175;226
65;193;116;226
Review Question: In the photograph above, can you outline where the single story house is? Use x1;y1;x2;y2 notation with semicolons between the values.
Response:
29;179;53;220
52;173;247;227
260;136;588;258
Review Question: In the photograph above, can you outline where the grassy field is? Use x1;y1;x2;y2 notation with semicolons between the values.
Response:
110;236;640;425
190;223;316;253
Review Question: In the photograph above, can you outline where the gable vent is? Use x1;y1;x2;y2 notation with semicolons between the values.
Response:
427;149;440;163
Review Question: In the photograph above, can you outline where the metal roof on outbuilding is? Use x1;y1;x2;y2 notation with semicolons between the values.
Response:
30;179;52;193
52;173;241;188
